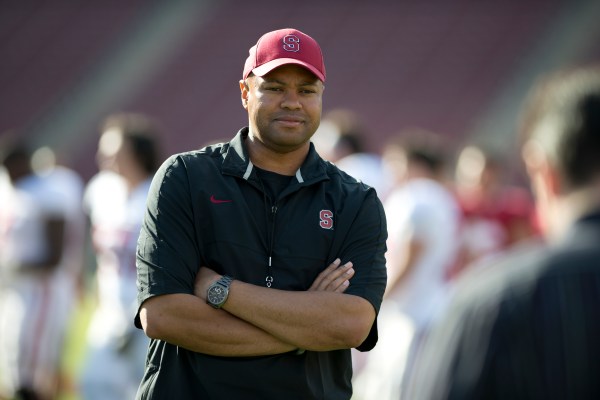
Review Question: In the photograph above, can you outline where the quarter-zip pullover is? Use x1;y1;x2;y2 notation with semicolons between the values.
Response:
135;127;387;399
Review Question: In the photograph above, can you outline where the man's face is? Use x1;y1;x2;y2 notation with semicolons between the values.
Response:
97;128;123;172
241;64;324;154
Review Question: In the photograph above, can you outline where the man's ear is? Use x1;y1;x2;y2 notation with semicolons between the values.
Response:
522;139;561;197
239;80;249;109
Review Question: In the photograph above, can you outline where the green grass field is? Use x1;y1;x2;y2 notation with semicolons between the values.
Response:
58;295;96;400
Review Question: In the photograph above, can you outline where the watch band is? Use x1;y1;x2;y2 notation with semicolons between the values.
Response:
218;275;233;289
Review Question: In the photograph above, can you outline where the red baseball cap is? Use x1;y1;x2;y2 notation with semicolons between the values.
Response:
243;28;326;82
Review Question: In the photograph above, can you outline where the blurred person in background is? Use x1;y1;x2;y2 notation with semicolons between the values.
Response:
406;66;600;399
353;128;461;400
449;143;537;278
312;108;389;198
0;138;81;400
30;146;87;298
29;145;87;396
79;113;162;400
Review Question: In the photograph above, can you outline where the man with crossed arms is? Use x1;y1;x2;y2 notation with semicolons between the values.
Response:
134;28;387;399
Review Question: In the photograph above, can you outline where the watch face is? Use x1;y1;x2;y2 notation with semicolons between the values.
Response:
208;285;227;306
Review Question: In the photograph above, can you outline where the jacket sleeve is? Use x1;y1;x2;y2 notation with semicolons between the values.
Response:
333;188;388;351
135;155;201;327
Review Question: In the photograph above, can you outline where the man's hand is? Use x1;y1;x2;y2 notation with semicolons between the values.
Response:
308;258;354;292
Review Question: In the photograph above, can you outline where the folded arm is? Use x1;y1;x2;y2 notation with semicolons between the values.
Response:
139;293;295;356
195;260;375;351
139;258;357;356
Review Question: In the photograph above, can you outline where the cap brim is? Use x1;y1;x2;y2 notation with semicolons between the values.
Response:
252;58;325;82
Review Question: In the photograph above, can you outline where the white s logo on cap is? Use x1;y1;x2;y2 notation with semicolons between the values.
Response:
282;35;300;52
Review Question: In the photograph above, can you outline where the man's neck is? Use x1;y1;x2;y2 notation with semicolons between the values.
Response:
245;134;309;176
549;180;600;242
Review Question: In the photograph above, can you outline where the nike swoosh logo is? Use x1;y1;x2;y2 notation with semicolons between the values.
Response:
210;195;233;204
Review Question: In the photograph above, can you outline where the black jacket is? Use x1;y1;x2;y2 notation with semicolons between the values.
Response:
135;128;388;399
407;210;600;400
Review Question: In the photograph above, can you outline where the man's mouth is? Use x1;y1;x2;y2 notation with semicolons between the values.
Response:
275;116;304;127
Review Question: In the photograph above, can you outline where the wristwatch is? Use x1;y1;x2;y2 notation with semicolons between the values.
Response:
206;275;234;309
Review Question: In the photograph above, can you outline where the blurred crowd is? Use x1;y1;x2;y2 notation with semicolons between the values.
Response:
0;113;162;400
0;108;537;400
2;65;600;399
314;108;540;400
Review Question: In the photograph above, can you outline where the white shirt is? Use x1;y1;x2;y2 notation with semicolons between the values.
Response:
84;172;151;342
336;153;391;199
384;178;460;328
0;172;69;272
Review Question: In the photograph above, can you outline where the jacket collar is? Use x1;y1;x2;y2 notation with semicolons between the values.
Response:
222;127;329;184
558;207;600;250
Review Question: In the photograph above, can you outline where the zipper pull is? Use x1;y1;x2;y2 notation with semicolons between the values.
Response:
266;204;276;287
265;257;273;287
